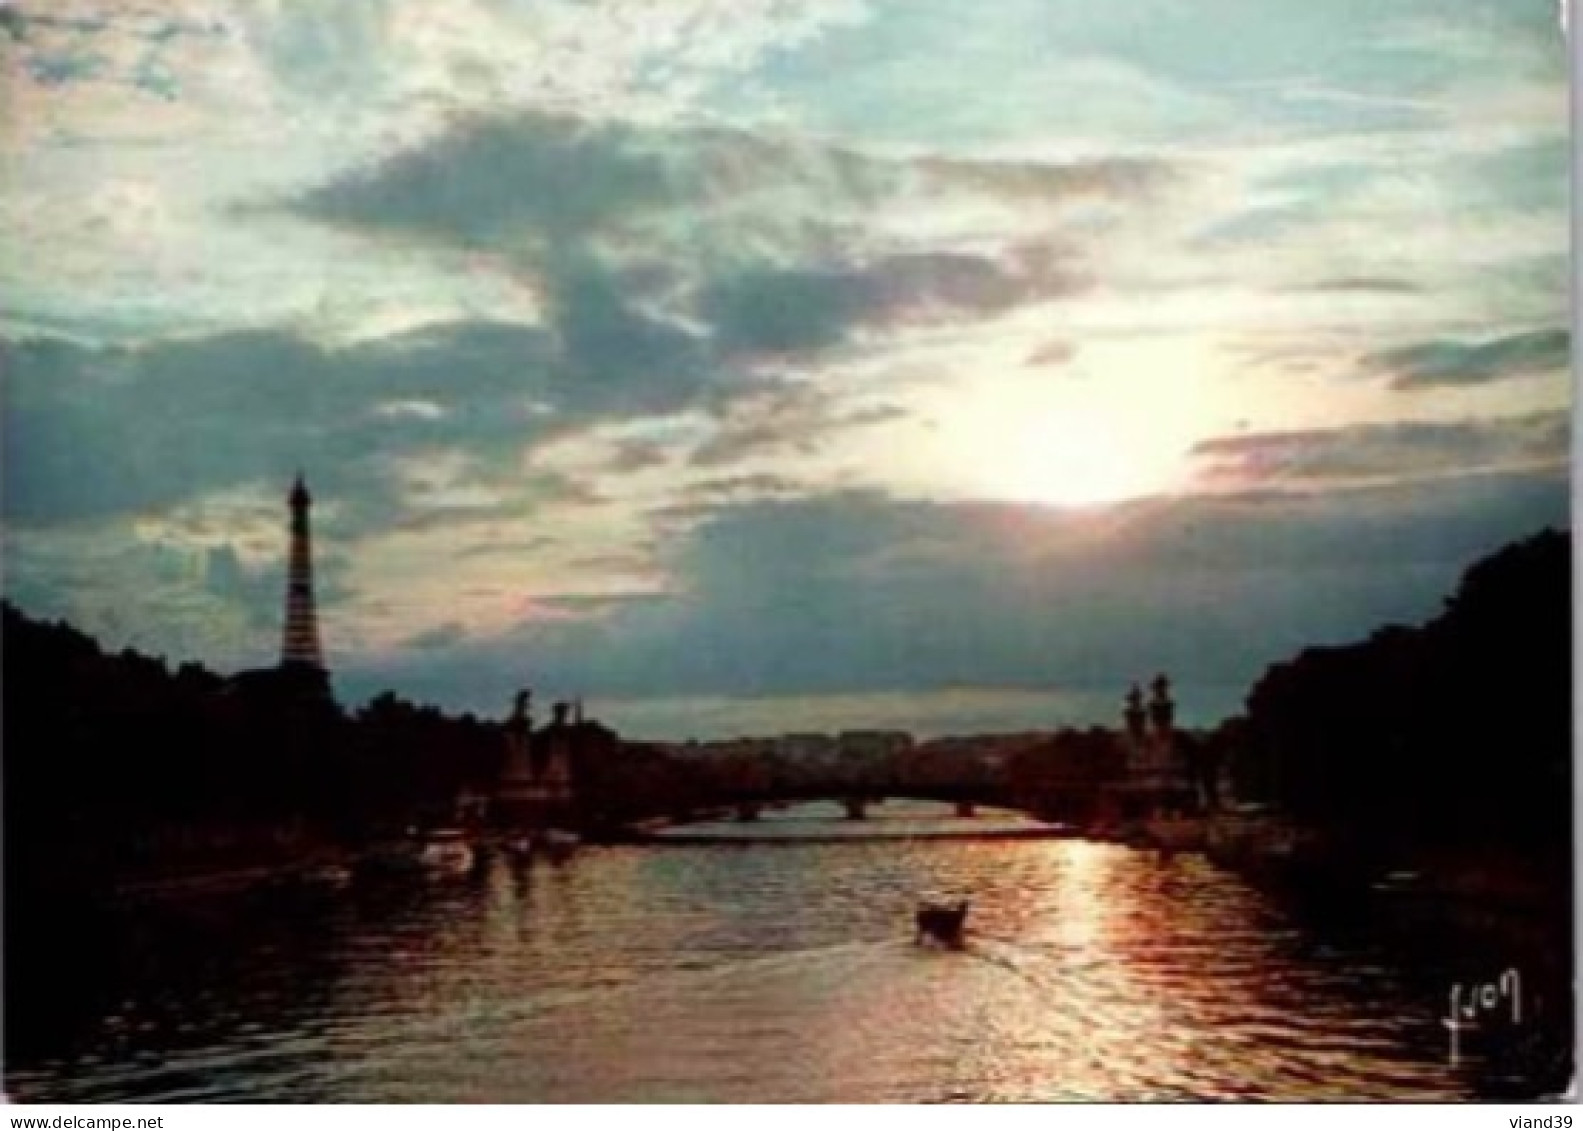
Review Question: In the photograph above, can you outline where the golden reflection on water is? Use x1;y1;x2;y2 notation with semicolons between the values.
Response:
10;803;1480;1102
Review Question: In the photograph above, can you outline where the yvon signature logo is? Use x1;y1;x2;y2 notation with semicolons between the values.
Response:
1442;967;1522;1066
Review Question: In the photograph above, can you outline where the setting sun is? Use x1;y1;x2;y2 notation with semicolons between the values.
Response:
985;415;1184;506
915;344;1210;507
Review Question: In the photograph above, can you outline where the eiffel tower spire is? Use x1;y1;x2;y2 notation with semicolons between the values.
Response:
280;472;325;669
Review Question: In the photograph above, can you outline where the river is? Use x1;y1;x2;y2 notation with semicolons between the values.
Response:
4;802;1563;1102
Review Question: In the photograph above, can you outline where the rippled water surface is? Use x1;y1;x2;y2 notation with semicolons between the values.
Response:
6;803;1539;1102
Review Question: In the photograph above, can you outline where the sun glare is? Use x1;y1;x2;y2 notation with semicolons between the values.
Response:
920;347;1211;508
987;420;1177;506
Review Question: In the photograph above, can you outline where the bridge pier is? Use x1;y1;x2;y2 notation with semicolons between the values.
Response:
955;801;977;818
842;798;867;821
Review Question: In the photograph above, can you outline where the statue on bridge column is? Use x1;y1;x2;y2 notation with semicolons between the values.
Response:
1116;674;1190;821
533;702;576;804
1143;674;1194;817
508;689;532;740
498;686;582;830
495;688;538;826
1124;684;1147;744
1148;674;1174;735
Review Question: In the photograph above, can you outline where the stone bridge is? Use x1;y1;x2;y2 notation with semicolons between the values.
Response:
631;778;1025;825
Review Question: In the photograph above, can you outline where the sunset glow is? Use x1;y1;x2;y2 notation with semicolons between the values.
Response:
0;0;1567;732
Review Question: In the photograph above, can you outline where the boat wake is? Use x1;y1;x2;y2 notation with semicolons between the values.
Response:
956;932;1107;997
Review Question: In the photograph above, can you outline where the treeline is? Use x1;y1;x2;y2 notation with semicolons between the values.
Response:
1003;726;1224;821
1222;528;1571;872
1;604;498;883
4;526;1569;879
1;600;743;891
994;528;1571;857
1004;728;1125;820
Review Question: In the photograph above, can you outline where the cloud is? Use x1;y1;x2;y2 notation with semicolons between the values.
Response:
3;0;1569;738
0;312;709;530
1190;411;1569;489
4;0;865;142
685;473;804;502
293;109;1176;249
277;113;1171;495
290;110;1169;363
700;251;1062;360
604;439;669;474
1;5;228;106
403;622;469;652
385;473;605;537
338;468;1569;723
1;519;354;670
686;381;908;470
1361;327;1569;389
1025;340;1077;368
1285;277;1423;295
0;1;868;341
454;535;559;561
296;113;673;250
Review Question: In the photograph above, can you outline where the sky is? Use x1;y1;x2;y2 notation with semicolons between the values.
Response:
1;0;1571;739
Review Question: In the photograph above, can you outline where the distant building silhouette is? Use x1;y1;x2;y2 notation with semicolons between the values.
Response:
280;474;325;671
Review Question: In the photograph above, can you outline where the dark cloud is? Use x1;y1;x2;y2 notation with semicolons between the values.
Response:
289;111;1157;367
604;439;669;474
699;267;872;356
1191;411;1568;488
699;251;1046;359
1361;327;1569;389
686;473;803;501
0;311;696;530
687;381;905;469
296;114;674;248
293;111;1173;252
338;469;1569;722
262;111;1164;497
841;404;910;428
545;250;705;400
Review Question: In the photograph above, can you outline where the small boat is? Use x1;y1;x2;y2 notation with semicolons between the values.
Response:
915;899;971;947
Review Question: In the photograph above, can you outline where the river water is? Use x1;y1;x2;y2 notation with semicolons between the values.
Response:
5;802;1562;1102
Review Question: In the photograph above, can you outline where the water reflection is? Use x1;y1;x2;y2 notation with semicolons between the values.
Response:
5;802;1533;1102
